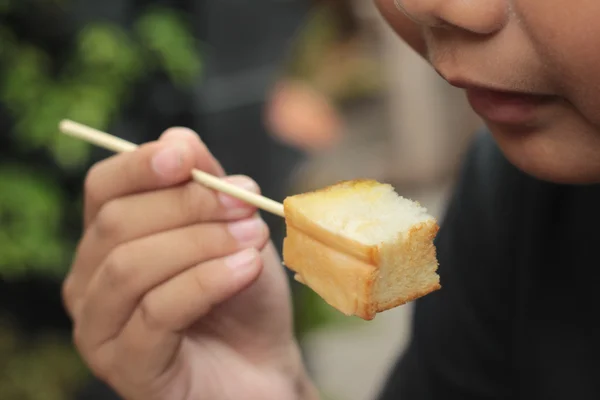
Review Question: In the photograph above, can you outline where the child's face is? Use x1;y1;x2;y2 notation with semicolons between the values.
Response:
376;0;600;184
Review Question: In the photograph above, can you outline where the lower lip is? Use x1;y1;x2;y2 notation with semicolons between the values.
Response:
466;88;556;125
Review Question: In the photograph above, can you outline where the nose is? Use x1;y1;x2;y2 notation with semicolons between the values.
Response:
395;0;508;35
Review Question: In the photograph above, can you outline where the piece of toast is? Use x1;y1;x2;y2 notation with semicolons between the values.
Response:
282;179;441;320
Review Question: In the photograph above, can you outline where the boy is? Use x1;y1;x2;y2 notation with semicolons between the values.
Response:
62;0;600;399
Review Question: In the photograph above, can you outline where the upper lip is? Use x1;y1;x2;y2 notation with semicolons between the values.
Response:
434;68;555;97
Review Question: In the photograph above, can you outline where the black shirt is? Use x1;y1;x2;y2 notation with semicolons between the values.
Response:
378;129;600;399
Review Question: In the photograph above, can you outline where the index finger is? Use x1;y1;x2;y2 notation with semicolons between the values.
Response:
83;128;224;228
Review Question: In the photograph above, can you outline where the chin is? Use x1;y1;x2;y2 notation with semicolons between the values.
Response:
487;122;600;185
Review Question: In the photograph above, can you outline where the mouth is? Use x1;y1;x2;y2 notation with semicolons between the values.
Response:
441;75;560;126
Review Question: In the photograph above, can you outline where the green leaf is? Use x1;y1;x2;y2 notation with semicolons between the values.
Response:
77;23;143;79
0;45;51;116
50;133;92;170
0;5;207;281
0;166;70;279
0;324;90;400
135;7;203;86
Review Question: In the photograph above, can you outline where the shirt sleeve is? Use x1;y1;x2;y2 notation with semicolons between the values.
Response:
377;130;526;400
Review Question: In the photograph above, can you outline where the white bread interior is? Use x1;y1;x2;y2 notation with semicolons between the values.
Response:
282;179;441;320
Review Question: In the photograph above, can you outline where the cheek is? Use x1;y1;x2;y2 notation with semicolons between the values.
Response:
517;1;600;126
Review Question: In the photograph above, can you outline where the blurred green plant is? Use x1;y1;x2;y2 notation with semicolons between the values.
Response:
0;317;89;400
0;4;204;398
0;6;367;399
0;3;203;279
135;7;203;88
294;284;364;341
0;0;358;332
0;166;70;278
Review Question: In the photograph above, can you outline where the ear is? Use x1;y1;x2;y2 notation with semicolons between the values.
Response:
374;0;428;57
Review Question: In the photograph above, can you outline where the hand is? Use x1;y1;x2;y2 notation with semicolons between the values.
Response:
62;128;319;400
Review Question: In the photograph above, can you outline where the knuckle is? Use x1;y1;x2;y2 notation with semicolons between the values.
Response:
188;223;236;260
94;201;123;239
73;325;114;382
180;181;212;221
193;269;212;306
102;247;133;292
139;294;164;331
193;270;207;294
191;267;216;317
179;182;200;220
187;225;212;255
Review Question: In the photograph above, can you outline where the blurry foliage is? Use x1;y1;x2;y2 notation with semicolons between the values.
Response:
0;318;88;400
294;284;363;341
2;6;202;171
0;2;204;398
135;7;202;88
0;166;70;279
0;2;202;279
0;4;370;398
0;0;368;329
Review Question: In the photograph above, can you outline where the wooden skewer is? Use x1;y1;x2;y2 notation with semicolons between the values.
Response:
59;119;285;217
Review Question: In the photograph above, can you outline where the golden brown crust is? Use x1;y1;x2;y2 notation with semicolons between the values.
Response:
282;219;441;320
290;179;383;197
283;225;378;319
282;179;441;321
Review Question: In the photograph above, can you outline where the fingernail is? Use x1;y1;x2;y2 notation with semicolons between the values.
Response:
225;248;258;271
152;144;187;177
161;127;199;142
228;218;265;245
219;176;258;209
